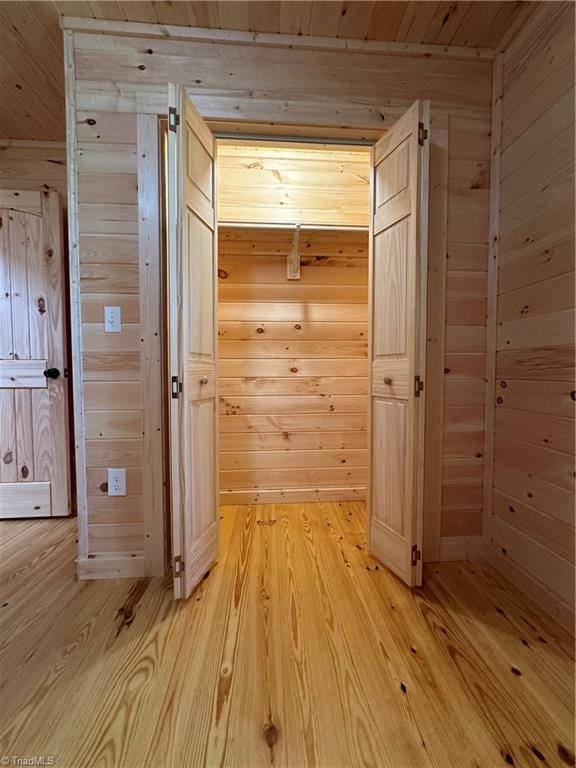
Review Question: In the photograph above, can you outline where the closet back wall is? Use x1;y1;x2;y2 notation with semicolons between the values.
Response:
218;227;369;504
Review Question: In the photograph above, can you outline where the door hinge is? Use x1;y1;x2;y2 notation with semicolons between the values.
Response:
173;555;184;576
418;122;428;145
414;375;424;397
171;375;183;399
411;545;421;567
168;107;180;132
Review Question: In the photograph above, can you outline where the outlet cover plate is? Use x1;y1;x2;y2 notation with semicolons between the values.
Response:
107;468;126;496
104;306;121;333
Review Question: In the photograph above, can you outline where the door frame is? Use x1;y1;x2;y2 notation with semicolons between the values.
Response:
67;94;445;578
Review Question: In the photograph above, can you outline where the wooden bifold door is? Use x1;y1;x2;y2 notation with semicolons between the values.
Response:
368;100;430;587
167;85;220;599
0;191;70;518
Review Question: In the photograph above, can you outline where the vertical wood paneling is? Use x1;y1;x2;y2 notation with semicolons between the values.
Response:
0;390;17;482
423;121;448;560
0;210;13;358
15;389;34;481
137;113;165;576
8;211;30;359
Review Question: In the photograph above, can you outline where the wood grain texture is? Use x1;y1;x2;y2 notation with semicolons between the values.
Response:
64;23;494;561
0;193;70;516
0;141;67;199
0;501;573;766
486;2;575;630
218;142;370;227
218;226;369;503
442;108;490;537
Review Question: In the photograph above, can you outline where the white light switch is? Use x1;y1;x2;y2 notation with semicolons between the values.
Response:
107;468;126;496
104;306;121;333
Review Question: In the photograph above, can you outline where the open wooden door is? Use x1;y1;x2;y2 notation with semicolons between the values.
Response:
167;85;219;599
0;191;70;519
368;100;430;587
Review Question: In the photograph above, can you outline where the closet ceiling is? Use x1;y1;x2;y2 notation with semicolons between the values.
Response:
0;0;536;141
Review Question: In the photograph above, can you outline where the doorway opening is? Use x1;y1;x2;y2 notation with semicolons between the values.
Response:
163;91;429;598
216;139;371;507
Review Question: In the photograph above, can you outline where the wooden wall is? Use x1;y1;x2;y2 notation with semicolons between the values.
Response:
218;227;368;504
64;20;493;575
75;113;148;558
486;2;575;630
218;142;370;227
0;141;67;200
441;113;489;542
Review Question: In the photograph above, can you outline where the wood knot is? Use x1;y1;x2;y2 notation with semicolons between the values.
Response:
290;367;298;373
100;482;108;493
3;451;13;465
37;297;46;314
256;519;277;527
218;268;228;279
21;465;29;479
256;327;264;334
558;745;575;766
263;722;279;749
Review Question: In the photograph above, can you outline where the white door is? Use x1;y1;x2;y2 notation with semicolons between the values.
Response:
368;101;430;586
167;85;219;599
0;191;70;518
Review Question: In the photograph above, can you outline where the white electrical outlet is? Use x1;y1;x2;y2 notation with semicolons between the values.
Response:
104;306;121;333
107;468;126;496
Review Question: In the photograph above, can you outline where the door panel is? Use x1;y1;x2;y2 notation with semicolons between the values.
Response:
368;101;430;586
373;218;409;356
168;85;219;600
0;194;70;518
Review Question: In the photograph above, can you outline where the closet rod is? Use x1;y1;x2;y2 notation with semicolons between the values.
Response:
219;221;369;232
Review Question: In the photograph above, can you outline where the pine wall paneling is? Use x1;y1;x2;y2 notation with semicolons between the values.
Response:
485;2;575;632
218;227;369;504
63;20;493;576
0;141;67;201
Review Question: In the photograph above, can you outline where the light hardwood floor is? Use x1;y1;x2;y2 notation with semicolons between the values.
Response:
0;502;574;768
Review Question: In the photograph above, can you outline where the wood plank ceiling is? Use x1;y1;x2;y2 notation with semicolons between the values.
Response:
0;1;535;141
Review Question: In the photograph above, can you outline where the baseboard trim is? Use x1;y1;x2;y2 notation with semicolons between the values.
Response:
76;553;145;580
485;544;574;635
220;486;367;505
438;535;484;562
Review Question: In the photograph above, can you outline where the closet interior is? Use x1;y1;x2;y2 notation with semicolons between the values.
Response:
216;141;371;505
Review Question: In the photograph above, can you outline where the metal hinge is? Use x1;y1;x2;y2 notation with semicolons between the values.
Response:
411;545;421;567
414;375;424;397
418;122;428;145
171;375;182;399
173;555;184;576
168;107;180;132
